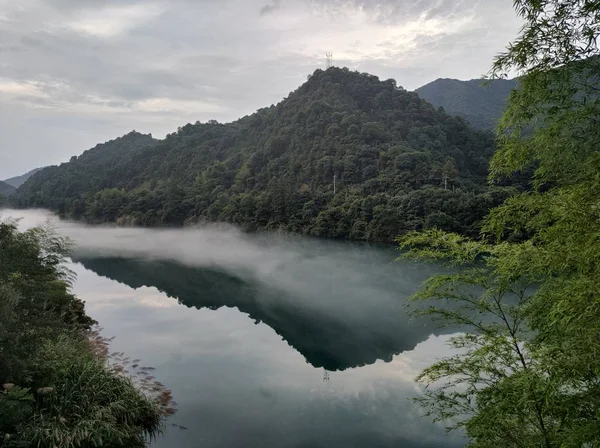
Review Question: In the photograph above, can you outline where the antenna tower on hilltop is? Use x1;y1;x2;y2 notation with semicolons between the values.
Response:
326;52;333;69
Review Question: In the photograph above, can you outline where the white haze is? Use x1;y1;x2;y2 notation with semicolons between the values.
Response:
1;208;437;321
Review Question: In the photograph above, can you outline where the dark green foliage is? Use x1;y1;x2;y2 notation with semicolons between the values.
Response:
0;220;171;447
13;69;516;241
415;78;519;131
3;168;46;189
401;0;600;446
15;132;156;215
0;181;15;197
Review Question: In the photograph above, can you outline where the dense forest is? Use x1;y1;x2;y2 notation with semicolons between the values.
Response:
415;78;518;131
12;68;519;242
0;219;173;446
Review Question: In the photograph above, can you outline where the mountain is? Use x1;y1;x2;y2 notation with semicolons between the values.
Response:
415;78;518;130
15;132;157;211
13;67;518;242
0;180;16;197
3;167;46;188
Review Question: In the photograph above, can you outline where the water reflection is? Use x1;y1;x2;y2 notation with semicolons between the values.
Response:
3;209;465;447
71;262;464;448
74;255;453;372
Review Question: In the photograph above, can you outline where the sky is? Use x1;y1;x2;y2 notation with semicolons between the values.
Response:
0;0;522;179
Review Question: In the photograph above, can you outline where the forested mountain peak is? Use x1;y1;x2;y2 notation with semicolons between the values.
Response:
15;131;157;211
415;57;599;130
13;67;517;242
297;67;402;99
415;77;519;130
73;131;156;163
278;67;444;126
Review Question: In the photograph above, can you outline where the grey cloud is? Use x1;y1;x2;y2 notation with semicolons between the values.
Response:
43;0;128;9
305;0;468;24
259;0;281;15
0;0;521;178
35;0;156;13
426;0;467;18
105;100;134;108
20;36;45;48
12;95;63;109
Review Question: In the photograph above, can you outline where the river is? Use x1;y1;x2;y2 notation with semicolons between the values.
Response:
3;209;465;448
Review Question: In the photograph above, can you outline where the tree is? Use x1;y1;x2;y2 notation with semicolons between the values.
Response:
0;219;174;446
441;158;459;190
400;1;600;446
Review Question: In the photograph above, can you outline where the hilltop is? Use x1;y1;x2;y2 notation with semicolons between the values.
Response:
13;67;517;242
415;78;518;130
3;167;47;188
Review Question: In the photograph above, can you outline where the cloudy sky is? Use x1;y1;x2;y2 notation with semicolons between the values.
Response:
0;0;521;179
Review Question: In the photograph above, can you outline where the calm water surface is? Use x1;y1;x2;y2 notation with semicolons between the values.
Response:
5;209;464;448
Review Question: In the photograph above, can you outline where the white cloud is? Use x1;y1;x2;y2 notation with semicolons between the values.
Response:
262;2;475;64
67;3;165;37
0;78;45;97
135;97;225;114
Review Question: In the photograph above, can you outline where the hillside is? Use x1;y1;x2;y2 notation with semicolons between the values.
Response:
3;167;46;188
13;67;517;242
415;78;518;130
0;180;16;197
15;131;157;214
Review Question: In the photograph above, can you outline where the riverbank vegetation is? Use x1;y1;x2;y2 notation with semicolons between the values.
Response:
0;219;174;447
401;1;600;446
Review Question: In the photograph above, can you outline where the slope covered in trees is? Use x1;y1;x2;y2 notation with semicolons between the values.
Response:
13;68;517;242
415;78;518;130
14;131;157;216
3;167;46;189
0;180;16;197
0;219;173;446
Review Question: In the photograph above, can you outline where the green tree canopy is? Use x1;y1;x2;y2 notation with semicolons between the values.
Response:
400;1;600;446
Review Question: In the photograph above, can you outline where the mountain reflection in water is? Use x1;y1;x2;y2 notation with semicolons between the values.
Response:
74;251;449;372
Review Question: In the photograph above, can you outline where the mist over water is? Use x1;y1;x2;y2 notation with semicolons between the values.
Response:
2;209;464;447
7;208;437;329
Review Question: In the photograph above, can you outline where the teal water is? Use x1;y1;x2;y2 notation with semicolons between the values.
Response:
5;209;465;448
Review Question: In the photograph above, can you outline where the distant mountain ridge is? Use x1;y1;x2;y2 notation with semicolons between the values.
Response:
415;78;518;130
0;180;16;197
13;67;518;242
3;167;46;188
